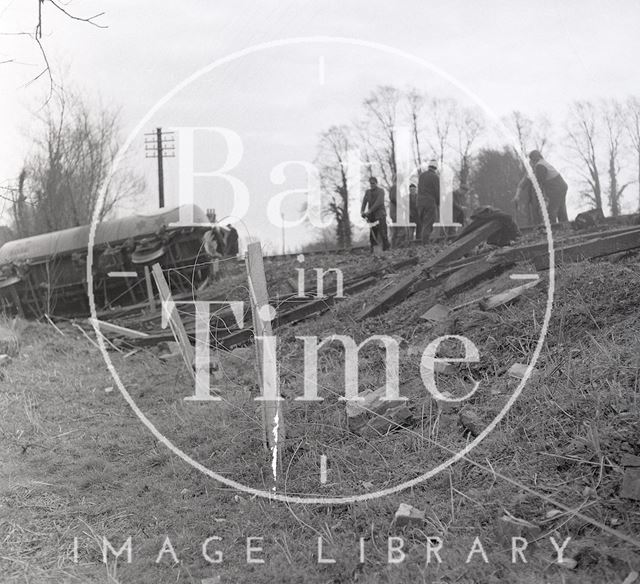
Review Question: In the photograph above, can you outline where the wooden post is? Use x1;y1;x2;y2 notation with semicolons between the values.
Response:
10;286;24;318
151;263;194;378
144;265;155;311
245;242;284;485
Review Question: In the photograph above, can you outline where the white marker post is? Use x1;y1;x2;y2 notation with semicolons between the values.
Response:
151;263;195;379
434;164;461;235
245;242;284;488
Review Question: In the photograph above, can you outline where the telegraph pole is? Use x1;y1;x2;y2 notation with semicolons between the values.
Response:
145;128;175;208
156;128;165;208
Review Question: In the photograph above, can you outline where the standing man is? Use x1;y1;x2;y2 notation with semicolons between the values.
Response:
225;224;239;256
513;175;543;226
528;150;568;223
361;176;389;252
409;182;418;227
416;160;440;243
201;225;225;286
388;182;398;248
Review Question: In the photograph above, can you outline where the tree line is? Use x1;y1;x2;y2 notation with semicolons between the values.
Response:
315;87;640;247
4;88;144;239
3;85;639;249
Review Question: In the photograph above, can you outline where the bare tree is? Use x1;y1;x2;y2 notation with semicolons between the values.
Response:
17;88;143;236
316;125;354;248
362;85;401;190
601;99;631;216
451;106;484;186
1;1;107;100
565;100;603;210
625;96;640;211
405;88;426;170
426;97;456;169
505;110;551;157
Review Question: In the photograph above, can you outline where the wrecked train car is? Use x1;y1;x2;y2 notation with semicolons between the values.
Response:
0;205;212;317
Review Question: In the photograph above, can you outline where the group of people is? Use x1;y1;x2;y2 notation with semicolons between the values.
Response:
361;150;569;252
360;159;469;251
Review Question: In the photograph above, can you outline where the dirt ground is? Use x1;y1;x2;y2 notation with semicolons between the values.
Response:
1;241;640;583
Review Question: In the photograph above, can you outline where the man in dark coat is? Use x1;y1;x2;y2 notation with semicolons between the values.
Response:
528;150;569;223
416;160;440;243
409;183;418;226
225;225;239;256
361;176;389;251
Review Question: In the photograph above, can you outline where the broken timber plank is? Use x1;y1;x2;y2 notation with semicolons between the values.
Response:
358;219;503;319
246;242;285;474
151;263;195;377
434;219;504;266
89;318;150;339
479;279;541;310
443;259;514;297
534;227;640;270
357;266;426;319
420;303;451;322
495;224;640;265
215;275;379;349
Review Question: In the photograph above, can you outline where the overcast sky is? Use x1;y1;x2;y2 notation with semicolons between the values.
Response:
1;0;639;250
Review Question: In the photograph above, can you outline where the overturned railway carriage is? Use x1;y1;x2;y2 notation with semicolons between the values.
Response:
0;205;212;317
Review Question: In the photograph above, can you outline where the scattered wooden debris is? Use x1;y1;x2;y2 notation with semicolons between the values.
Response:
360;405;413;437
495;241;552;265
393;503;425;527
507;363;537;380
435;220;505;264
151;263;195;377
459;407;483;436
90;318;150;339
480;279;540;310
44;314;65;336
357;266;427;320
420;359;455;376
495;511;541;544
420;303;451;323
159;341;181;361
72;323;101;351
133;259;400;350
443;259;514;298
452;296;486;311
620;454;640;501
358;220;503;320
345;385;407;433
573;207;605;229
493;224;640;266
557;557;578;569
534;226;640;269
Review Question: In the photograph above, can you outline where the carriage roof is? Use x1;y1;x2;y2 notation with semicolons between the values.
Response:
0;205;208;264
